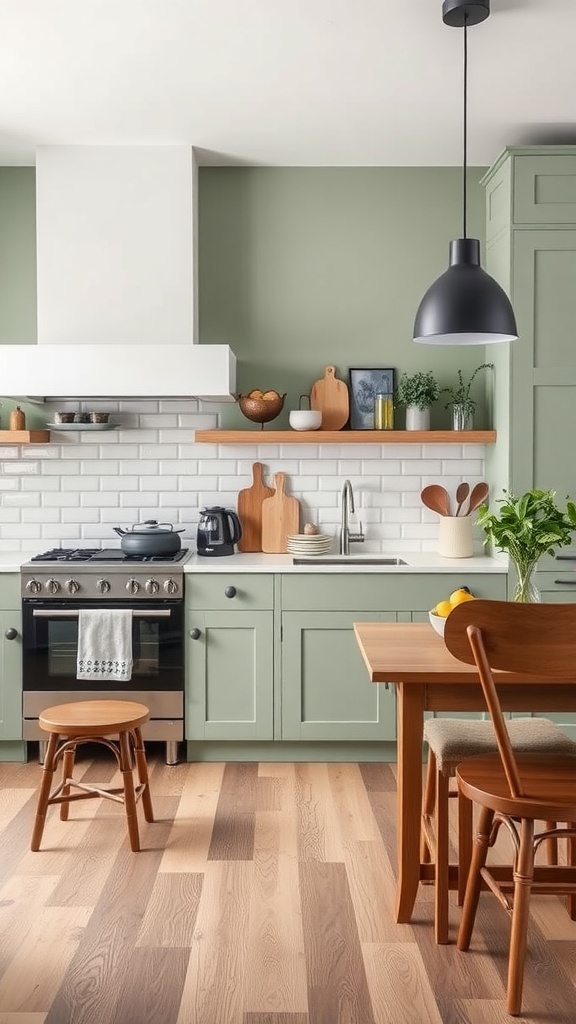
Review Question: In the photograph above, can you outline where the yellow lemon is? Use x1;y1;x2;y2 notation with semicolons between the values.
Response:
449;589;475;608
434;600;452;618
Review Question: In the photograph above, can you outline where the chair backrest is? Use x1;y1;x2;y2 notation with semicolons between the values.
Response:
444;600;576;798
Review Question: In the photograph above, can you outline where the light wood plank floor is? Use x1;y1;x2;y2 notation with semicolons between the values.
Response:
0;748;575;1023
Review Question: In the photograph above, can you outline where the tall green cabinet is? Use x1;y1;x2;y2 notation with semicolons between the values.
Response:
483;147;576;737
483;146;576;577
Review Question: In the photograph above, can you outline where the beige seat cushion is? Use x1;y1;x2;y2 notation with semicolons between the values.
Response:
424;717;576;776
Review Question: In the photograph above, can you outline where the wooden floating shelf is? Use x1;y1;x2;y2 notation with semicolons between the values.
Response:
0;429;51;444
194;429;497;445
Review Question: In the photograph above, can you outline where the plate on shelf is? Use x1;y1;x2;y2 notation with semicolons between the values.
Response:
46;422;117;432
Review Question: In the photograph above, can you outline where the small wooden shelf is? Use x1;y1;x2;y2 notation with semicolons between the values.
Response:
194;429;497;444
0;429;51;444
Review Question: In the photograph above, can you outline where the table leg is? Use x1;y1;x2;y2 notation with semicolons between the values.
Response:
395;682;425;923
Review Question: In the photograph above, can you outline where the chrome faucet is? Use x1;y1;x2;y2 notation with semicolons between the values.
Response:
340;479;365;555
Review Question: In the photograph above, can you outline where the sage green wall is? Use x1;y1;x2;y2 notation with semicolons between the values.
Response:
199;167;490;429
0;169;36;344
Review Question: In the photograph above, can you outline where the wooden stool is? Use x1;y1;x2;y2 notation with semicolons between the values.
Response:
31;699;154;853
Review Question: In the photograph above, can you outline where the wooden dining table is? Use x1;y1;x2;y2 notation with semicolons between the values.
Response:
353;620;576;925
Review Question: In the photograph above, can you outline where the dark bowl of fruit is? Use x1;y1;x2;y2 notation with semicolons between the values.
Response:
237;389;286;428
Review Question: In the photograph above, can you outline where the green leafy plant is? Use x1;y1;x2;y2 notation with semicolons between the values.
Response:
395;371;440;410
477;488;576;601
442;363;493;416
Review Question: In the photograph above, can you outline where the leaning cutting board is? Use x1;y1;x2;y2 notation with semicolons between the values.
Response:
261;472;301;553
237;462;274;552
310;365;349;430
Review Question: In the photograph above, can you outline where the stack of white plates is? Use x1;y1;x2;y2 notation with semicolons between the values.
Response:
286;533;333;556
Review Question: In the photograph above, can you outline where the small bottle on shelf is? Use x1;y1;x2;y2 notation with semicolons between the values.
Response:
374;392;394;430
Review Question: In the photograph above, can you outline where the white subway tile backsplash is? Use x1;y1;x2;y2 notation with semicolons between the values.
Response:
0;401;488;550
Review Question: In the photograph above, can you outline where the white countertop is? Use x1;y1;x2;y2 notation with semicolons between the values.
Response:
0;548;507;574
183;551;508;573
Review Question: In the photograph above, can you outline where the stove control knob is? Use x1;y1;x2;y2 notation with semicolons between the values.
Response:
126;578;140;595
46;578;60;595
66;579;80;595
145;578;160;595
26;579;42;595
164;578;178;595
96;578;111;594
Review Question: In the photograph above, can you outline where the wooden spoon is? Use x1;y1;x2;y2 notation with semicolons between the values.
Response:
420;484;451;517
465;482;489;516
455;481;470;517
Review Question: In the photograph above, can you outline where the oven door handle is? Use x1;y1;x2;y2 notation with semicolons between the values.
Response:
31;609;172;618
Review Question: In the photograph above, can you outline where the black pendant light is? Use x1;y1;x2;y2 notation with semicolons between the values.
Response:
413;0;518;345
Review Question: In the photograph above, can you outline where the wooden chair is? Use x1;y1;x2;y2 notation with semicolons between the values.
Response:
444;600;576;1016
32;699;154;853
421;714;575;944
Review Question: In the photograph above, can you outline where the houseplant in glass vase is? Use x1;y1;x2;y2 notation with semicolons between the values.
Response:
395;370;439;430
477;489;576;601
442;363;493;430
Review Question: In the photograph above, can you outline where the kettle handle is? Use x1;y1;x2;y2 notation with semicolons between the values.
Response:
113;526;127;537
226;510;243;546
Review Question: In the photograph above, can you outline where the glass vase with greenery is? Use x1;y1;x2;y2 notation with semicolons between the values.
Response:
476;488;576;601
442;363;493;429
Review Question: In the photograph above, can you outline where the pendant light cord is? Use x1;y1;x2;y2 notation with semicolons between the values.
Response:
462;15;468;239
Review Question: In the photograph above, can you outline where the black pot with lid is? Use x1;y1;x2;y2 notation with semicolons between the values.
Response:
113;520;185;557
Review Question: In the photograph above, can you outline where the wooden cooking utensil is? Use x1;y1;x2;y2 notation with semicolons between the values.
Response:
310;365;349;430
261;472;301;553
465;481;489;516
420;484;451;517
455;481;470;517
237;462;274;552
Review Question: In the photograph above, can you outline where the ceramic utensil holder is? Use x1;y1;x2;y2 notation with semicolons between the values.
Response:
438;515;473;558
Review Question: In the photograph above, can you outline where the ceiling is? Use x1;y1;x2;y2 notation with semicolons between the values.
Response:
0;0;573;167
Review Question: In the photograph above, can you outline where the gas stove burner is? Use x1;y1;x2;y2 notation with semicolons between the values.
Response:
30;547;189;564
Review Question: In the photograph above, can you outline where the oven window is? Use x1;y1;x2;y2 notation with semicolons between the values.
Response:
46;618;161;678
23;599;184;691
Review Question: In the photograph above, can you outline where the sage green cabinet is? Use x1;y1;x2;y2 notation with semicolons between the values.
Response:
282;611;396;741
0;575;22;741
185;570;507;749
280;573;506;742
483;147;576;582
186;574;274;740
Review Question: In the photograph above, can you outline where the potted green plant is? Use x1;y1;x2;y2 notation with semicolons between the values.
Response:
477;488;576;601
442;363;493;430
395;370;439;430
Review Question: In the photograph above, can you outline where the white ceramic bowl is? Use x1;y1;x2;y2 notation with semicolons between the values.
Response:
289;409;322;430
429;610;447;637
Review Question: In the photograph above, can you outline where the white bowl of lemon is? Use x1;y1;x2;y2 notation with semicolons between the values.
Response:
429;587;475;637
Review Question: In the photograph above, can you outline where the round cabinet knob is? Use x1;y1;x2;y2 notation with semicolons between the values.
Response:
66;579;80;595
4;628;17;641
96;578;111;594
164;578;178;595
26;579;42;595
126;578;140;595
224;586;237;599
46;578;60;595
190;627;202;640
145;578;160;595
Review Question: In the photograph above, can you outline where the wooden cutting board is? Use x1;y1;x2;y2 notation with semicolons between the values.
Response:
237;462;274;552
261;472;301;553
310;365;349;430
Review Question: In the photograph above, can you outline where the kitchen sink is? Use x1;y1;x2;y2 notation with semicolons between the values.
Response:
292;556;408;566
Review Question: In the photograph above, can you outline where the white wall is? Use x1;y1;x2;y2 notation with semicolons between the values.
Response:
0;400;487;553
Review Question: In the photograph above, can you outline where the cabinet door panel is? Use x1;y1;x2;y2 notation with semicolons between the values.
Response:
0;610;22;740
186;610;273;740
514;155;576;224
282;611;396;741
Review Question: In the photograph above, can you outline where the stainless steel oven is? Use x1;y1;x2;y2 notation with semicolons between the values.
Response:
21;548;187;764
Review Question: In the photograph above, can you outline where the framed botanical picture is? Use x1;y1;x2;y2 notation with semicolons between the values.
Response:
348;367;395;429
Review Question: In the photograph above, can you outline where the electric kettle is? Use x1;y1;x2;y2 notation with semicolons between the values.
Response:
196;506;242;557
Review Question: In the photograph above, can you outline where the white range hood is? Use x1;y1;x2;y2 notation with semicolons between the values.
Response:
0;146;236;401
